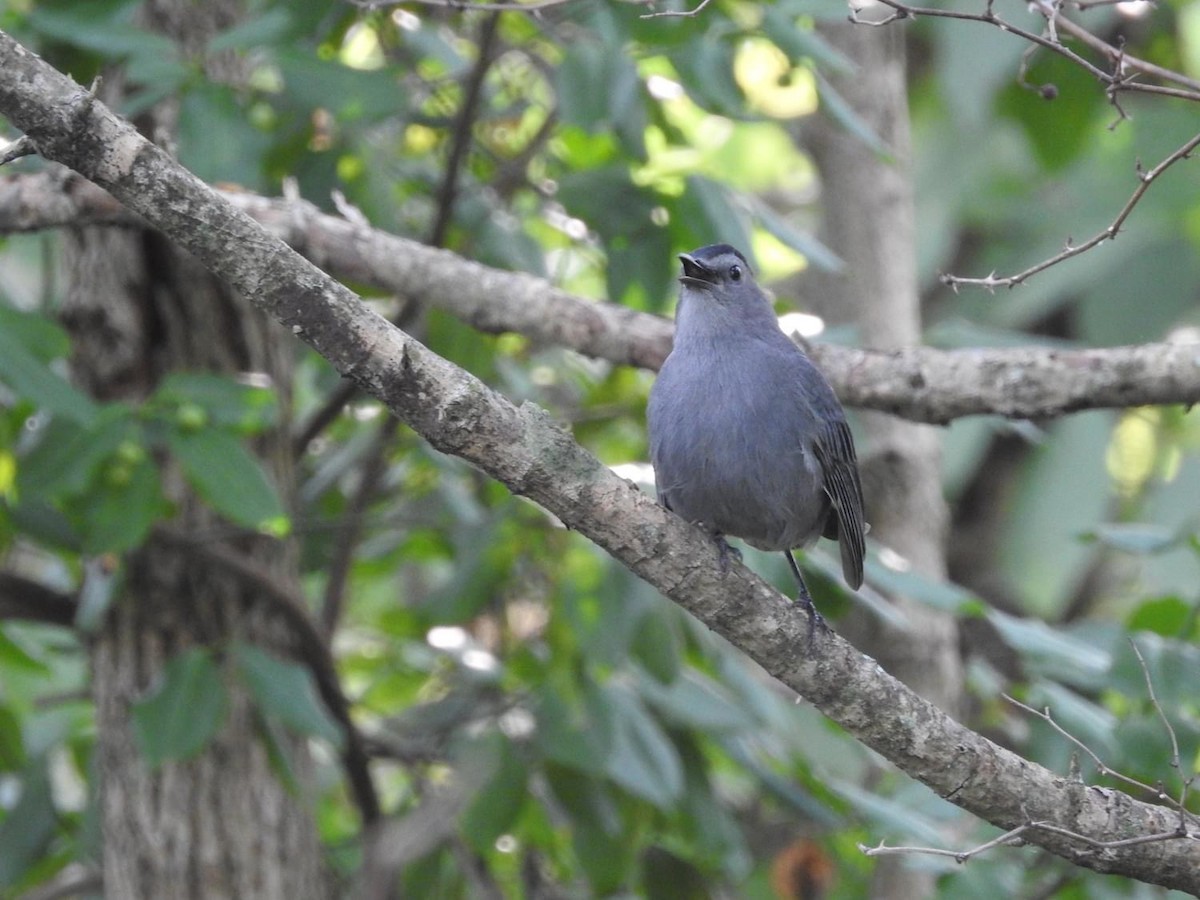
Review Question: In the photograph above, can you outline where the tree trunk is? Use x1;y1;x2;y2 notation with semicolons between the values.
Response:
804;21;963;900
58;3;328;896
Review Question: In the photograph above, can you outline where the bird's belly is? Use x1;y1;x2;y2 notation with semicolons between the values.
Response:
656;425;828;551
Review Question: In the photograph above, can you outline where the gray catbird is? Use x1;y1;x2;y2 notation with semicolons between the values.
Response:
647;244;865;642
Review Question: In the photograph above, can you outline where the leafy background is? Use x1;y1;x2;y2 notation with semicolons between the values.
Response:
1;0;1200;896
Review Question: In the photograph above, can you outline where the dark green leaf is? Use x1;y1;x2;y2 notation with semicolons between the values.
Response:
0;328;97;425
167;427;287;531
207;8;294;53
154;372;278;432
459;732;528;853
28;1;175;59
761;7;855;74
534;679;613;773
233;643;344;748
603;682;683;808
636;669;755;732
78;454;166;554
131;648;228;767
0;703;24;771
0;761;56;885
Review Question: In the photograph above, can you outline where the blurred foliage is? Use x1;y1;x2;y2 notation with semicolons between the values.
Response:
1;0;1200;896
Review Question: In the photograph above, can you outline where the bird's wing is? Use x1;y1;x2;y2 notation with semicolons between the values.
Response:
813;419;866;590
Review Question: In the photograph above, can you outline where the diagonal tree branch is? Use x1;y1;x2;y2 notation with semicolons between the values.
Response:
2;28;1197;890
2;171;1199;423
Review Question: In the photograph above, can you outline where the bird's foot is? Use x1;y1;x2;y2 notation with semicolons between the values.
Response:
713;534;741;574
785;550;828;652
798;591;828;652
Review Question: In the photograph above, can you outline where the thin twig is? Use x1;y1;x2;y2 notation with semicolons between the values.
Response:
859;0;1113;83
640;0;714;19
861;824;1031;863
941;130;1200;290
1129;638;1198;813
1029;0;1200;93
349;0;581;11
861;819;1191;864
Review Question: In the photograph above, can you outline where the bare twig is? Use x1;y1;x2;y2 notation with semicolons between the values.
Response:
858;0;1113;83
1129;639;1198;813
1029;0;1200;93
941;130;1200;290
639;0;714;19
1004;692;1200;830
860;824;1032;863
862;819;1192;864
348;0;580;12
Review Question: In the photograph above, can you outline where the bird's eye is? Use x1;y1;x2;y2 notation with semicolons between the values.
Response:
729;265;742;282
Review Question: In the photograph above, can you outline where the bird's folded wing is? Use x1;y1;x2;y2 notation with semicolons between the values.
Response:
814;420;866;590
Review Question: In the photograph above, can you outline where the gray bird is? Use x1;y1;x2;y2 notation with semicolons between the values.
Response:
647;244;865;642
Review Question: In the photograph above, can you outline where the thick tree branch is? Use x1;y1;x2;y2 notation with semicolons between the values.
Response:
2;29;1198;890
2;171;1199;423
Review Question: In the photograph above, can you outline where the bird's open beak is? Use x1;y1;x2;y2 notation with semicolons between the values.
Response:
678;253;717;288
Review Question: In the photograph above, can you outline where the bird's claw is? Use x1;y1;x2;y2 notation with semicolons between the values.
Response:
713;534;741;574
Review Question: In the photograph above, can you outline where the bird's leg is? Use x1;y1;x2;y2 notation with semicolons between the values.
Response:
785;550;826;650
712;533;741;574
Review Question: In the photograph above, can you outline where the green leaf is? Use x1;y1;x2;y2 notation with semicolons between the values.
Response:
629;610;682;684
602;682;683;808
232;643;343;748
166;427;287;531
0;703;24;771
0;761;56;885
28;1;175;59
554;42;611;131
987;611;1112;689
78;454;166;554
864;559;979;613
131;648;228;767
1086;523;1179;556
207;8;294;53
815;72;890;159
535;677;614;773
749;197;844;274
16;406;138;503
0;328;97;425
636;668;755;732
154;372;278;432
677;177;755;267
544;765;632;892
761;7;855;74
1127;596;1192;637
459;733;529;853
0;627;51;676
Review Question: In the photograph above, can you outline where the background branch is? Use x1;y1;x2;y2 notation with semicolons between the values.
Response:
1;28;1197;890
2;172;1198;422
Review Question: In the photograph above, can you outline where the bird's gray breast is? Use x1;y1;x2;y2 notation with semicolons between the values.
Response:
648;338;830;551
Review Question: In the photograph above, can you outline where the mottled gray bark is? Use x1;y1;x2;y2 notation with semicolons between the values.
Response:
3;171;1197;423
